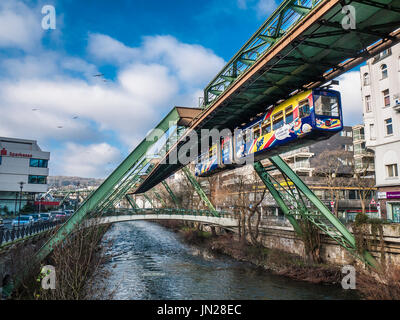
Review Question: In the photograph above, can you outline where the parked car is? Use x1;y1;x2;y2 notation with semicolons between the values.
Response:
64;210;74;216
11;215;34;228
39;213;51;222
29;213;41;224
50;211;66;222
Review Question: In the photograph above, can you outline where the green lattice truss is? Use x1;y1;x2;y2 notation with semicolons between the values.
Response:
254;156;379;269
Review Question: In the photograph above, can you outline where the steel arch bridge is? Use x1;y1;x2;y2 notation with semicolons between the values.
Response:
92;208;238;230
17;0;400;286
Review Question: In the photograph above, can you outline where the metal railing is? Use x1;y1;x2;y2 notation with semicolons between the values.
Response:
0;220;64;247
103;207;238;220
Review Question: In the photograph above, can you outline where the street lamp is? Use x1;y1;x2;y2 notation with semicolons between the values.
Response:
18;181;25;227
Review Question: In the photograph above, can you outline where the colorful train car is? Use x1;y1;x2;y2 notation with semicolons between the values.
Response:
195;88;343;177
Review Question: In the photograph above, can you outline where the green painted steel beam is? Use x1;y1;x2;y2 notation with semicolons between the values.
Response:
269;156;355;245
27;106;182;271
98;159;150;212
267;155;379;269
152;189;167;207
253;162;302;235
203;0;323;107
125;194;139;209
182;166;219;217
162;181;180;207
143;193;155;208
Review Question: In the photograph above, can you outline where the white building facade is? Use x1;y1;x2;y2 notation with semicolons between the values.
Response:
360;44;400;222
0;137;50;214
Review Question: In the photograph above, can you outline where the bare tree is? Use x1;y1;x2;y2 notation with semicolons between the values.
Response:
313;150;353;216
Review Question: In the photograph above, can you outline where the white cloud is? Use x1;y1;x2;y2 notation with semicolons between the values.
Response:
87;33;225;86
141;35;225;85
0;2;226;177
87;33;139;65
256;0;279;18
336;71;363;126
0;0;42;51
51;143;122;178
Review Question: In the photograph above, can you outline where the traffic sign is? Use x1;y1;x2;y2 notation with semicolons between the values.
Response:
370;199;376;205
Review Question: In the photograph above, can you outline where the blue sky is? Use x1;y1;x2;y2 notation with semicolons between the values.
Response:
0;0;364;178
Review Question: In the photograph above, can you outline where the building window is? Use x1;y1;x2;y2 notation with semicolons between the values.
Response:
386;164;399;178
369;123;376;140
28;175;47;184
385;118;393;135
363;73;370;86
383;89;390;107
381;64;388;79
365;95;371;112
29;158;48;168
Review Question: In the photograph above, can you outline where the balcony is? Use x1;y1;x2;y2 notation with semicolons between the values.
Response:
353;134;365;142
290;161;311;170
282;147;313;159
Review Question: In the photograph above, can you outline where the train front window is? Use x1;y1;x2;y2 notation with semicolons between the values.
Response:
272;111;284;131
314;94;339;117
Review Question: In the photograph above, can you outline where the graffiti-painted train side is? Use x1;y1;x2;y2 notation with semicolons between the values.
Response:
195;88;343;177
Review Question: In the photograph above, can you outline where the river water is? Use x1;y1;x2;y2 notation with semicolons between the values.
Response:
97;221;357;300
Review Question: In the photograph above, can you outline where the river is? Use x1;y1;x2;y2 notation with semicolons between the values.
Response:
96;221;357;300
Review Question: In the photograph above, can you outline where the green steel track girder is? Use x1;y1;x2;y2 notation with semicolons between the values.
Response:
255;156;379;269
182;166;219;217
125;194;139;209
203;0;321;107
162;181;180;207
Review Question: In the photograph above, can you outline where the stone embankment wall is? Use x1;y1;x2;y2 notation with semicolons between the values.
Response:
206;218;400;266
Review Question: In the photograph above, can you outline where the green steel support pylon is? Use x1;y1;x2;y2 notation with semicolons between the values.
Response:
143;193;154;208
162;181;180;207
152;190;167;207
254;157;379;269
182;166;219;217
254;162;302;235
125;194;139;209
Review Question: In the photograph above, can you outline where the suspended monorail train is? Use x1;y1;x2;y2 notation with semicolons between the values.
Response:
195;88;343;177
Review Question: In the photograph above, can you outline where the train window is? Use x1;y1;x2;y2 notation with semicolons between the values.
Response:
253;125;261;139
262;120;271;135
272;111;284;131
314;94;339;117
299;99;310;118
285;106;293;124
244;130;252;143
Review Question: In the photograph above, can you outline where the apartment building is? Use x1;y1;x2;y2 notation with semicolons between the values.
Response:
360;44;400;222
